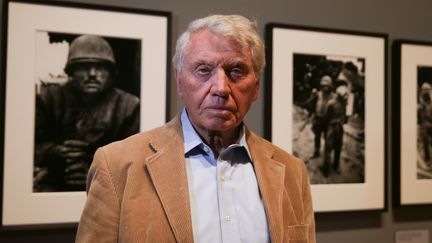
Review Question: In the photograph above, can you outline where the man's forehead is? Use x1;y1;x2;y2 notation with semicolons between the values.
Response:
188;29;245;51
188;55;249;65
185;30;252;65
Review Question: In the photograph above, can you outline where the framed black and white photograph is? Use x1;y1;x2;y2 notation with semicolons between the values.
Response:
265;23;387;212
1;0;170;226
393;40;432;206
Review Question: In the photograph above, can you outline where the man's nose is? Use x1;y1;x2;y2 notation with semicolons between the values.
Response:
211;69;230;96
88;66;97;76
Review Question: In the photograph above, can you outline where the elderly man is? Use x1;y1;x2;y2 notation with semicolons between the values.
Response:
76;15;315;243
34;35;140;192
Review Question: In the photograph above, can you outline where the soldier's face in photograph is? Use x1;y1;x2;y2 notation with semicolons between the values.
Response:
71;62;111;95
421;91;430;100
321;85;331;93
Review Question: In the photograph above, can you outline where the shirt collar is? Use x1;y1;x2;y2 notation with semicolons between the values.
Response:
180;108;203;154
180;108;252;161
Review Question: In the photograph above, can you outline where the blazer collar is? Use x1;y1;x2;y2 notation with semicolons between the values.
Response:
247;129;286;243
145;116;194;243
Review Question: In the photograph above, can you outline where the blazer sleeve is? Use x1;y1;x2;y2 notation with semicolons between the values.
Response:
301;162;316;243
76;148;120;243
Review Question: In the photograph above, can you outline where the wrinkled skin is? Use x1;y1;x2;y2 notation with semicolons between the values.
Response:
176;29;259;152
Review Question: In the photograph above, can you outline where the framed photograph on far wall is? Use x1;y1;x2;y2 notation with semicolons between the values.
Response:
265;23;387;212
393;40;432;206
1;0;170;226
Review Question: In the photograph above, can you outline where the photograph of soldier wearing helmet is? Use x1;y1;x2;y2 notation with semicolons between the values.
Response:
34;32;141;192
417;66;432;179
292;53;365;184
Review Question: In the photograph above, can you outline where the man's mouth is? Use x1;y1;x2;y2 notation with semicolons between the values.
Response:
84;80;101;85
82;80;102;93
205;106;236;117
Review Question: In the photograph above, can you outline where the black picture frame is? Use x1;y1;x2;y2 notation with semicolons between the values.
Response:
265;23;387;212
1;0;171;227
393;39;432;207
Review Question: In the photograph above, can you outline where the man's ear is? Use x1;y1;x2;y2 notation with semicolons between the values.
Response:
252;78;260;101
175;70;184;100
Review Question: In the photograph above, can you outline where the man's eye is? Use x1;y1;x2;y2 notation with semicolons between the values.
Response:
230;68;244;78
196;66;211;76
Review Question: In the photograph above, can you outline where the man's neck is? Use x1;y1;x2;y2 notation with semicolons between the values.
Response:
192;122;241;158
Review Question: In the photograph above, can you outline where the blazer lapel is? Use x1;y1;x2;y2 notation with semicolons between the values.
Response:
247;130;286;243
145;118;194;243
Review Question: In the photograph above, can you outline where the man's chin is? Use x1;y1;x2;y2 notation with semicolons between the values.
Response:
79;90;105;103
203;119;239;132
82;87;102;94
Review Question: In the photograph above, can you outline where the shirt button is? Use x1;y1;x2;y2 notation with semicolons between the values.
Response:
221;176;225;181
224;215;231;221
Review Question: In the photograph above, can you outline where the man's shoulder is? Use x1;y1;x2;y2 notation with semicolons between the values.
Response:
99;116;181;159
37;82;76;105
247;130;304;166
326;96;338;107
38;82;68;96
112;88;140;104
247;131;308;184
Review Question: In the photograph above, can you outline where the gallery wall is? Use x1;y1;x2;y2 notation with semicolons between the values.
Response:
1;0;432;242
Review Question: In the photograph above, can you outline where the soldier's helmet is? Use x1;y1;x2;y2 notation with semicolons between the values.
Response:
320;75;333;87
64;35;115;74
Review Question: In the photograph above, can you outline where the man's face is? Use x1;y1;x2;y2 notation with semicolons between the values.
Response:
71;62;111;95
321;85;331;93
176;30;259;133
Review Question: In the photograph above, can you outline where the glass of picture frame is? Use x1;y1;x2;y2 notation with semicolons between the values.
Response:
265;23;387;212
1;0;171;227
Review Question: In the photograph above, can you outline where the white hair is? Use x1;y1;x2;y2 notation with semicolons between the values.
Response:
172;14;265;79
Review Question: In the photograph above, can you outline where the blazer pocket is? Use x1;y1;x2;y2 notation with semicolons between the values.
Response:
286;224;309;242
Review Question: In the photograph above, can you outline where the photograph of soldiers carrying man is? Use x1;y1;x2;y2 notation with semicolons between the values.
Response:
33;32;142;192
292;53;365;184
417;66;432;180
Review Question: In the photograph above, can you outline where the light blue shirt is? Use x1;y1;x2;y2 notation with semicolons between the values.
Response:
180;109;270;243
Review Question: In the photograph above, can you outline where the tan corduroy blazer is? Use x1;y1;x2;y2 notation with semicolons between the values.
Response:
76;116;316;243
